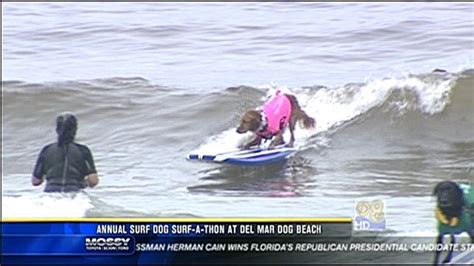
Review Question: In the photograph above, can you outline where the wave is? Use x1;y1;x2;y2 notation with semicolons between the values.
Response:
193;69;471;155
3;69;471;154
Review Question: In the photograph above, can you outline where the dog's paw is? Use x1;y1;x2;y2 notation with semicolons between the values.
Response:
442;257;452;264
239;144;250;150
442;251;454;264
285;142;294;148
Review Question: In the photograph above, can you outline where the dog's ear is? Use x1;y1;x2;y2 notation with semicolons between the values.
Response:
433;182;442;196
454;185;465;208
250;117;261;132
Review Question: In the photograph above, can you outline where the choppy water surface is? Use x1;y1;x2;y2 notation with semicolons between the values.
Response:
2;3;473;237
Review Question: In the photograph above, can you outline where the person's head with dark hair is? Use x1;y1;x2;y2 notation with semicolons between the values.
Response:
56;112;77;146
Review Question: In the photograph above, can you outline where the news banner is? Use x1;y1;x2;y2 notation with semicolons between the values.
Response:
2;217;473;264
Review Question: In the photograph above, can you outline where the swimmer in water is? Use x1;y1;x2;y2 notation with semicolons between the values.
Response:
32;113;99;192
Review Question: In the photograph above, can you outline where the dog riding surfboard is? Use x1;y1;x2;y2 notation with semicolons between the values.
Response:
187;90;315;166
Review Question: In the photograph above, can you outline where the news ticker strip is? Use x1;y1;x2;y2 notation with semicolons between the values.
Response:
2;219;473;264
2;218;352;256
5;235;473;256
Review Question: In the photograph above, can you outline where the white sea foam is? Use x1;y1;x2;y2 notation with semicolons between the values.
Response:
3;193;93;218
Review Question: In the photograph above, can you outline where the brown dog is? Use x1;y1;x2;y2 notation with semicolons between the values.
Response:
236;92;315;149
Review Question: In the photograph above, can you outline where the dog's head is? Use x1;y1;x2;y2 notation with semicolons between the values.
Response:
236;110;262;134
433;181;465;221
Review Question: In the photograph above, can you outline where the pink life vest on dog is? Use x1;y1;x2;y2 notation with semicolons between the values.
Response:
257;90;292;139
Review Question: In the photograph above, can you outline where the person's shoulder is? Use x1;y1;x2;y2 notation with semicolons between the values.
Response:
73;143;93;153
37;143;58;157
41;143;57;152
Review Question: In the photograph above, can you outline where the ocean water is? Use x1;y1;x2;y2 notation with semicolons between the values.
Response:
2;2;474;239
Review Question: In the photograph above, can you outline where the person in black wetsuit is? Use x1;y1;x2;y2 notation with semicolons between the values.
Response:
32;113;99;192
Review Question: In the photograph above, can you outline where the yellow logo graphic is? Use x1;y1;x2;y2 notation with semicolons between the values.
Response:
355;200;385;222
354;200;386;231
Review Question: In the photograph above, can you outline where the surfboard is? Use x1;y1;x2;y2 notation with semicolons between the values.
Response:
449;249;474;265
187;146;297;166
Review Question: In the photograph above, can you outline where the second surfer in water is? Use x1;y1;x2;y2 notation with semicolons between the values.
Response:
32;113;99;193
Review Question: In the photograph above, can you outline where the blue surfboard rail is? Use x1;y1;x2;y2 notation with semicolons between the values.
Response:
187;146;297;166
